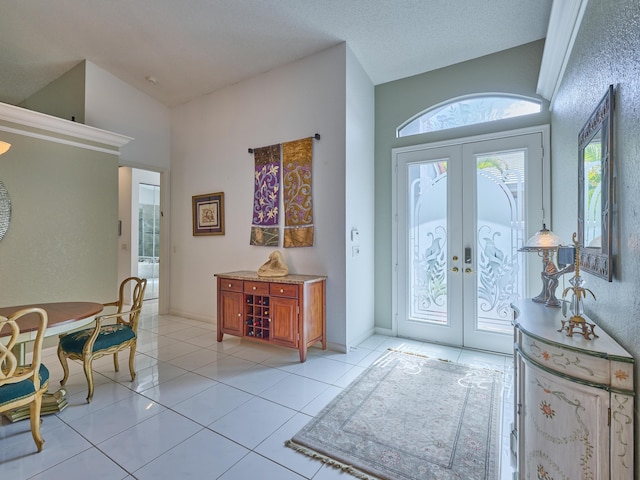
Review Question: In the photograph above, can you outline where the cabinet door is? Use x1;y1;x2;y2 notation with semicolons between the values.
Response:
219;290;244;336
270;296;298;347
519;357;609;479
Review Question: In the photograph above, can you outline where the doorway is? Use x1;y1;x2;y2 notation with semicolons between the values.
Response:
393;127;548;354
138;182;160;300
118;168;162;303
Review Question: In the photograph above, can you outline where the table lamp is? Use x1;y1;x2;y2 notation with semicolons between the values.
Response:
519;224;570;307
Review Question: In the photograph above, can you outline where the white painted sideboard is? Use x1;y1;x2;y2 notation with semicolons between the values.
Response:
511;300;634;480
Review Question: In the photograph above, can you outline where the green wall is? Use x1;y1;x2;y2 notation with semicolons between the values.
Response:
19;61;86;123
374;40;550;330
0;119;119;306
549;1;640;471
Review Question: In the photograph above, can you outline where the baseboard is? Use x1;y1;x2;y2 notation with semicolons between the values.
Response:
374;326;394;336
324;341;347;354
349;328;376;349
167;309;214;323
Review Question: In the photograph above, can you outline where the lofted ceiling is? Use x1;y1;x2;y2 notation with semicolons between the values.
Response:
0;0;552;108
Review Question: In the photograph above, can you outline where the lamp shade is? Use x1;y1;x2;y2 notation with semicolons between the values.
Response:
0;141;11;156
519;224;562;251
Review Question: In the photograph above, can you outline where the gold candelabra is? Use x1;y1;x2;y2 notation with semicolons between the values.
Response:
558;233;597;340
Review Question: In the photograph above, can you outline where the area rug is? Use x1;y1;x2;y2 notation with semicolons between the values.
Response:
286;350;503;480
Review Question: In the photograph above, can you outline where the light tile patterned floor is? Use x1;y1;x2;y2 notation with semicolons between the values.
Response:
1;301;516;479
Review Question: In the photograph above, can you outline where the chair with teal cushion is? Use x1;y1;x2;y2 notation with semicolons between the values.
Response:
58;277;147;403
0;308;49;452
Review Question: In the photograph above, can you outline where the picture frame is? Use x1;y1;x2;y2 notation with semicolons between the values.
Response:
192;192;225;236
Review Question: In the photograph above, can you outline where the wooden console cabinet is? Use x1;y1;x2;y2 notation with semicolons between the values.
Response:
215;271;326;362
512;300;634;480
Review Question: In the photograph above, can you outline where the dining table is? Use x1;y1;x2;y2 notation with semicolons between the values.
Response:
0;301;104;421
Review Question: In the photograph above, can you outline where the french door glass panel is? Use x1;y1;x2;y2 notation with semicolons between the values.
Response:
396;132;543;354
397;145;463;347
473;149;524;333
409;160;448;325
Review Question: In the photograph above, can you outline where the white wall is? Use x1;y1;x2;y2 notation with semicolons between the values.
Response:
84;61;171;311
170;44;350;351
84;61;171;172
345;47;376;347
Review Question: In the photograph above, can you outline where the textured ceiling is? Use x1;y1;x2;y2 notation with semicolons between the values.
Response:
0;0;552;107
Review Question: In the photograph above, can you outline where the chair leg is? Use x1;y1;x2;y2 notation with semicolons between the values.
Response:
113;351;120;372
58;344;70;387
129;341;137;382
30;392;45;452
83;357;95;403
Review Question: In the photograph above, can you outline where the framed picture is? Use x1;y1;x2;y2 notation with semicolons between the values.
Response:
192;192;225;236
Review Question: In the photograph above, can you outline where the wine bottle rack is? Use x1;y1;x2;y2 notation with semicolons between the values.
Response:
245;295;270;339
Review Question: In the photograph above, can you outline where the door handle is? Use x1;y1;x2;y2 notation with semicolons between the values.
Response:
450;267;459;273
464;247;472;264
465;268;473;274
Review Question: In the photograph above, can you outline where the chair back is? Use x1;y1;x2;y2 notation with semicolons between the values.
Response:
0;308;48;389
112;277;147;330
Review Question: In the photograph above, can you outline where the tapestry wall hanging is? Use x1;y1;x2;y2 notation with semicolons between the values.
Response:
249;134;317;247
283;137;314;247
250;144;281;246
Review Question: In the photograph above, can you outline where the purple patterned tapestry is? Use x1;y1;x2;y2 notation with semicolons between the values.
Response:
250;144;280;246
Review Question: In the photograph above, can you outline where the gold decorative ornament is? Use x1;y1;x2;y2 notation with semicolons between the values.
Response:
559;233;597;339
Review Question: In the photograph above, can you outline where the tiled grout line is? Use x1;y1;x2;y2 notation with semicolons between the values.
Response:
19;303;515;479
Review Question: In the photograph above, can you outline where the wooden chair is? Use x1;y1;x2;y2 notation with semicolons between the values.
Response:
0;308;49;452
58;277;147;403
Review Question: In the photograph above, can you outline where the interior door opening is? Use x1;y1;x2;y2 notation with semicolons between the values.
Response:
118;167;161;303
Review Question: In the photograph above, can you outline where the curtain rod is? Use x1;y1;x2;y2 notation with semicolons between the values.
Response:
248;133;320;154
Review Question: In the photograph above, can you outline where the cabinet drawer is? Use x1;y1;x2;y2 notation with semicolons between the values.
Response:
244;281;269;295
520;333;611;386
270;283;298;298
220;278;243;292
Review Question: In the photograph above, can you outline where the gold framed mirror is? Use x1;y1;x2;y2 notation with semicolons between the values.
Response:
577;85;614;281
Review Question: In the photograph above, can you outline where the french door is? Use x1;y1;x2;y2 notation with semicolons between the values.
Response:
393;128;548;354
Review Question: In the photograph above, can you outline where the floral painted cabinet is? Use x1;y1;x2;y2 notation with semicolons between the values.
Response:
519;356;611;478
512;301;634;480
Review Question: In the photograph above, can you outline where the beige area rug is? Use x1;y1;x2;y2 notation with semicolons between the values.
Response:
286;350;504;480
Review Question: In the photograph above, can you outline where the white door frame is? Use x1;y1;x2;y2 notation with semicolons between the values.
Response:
391;125;550;349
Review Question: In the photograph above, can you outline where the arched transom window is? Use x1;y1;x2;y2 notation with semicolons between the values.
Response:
397;94;541;138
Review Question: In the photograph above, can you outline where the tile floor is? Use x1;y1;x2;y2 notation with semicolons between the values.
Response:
1;301;516;480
